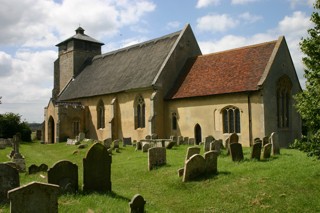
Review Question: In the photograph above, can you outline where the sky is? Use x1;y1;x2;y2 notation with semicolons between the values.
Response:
0;0;316;123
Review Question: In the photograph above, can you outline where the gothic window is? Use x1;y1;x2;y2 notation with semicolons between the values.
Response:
97;100;105;129
134;95;145;129
277;75;292;128
172;112;177;130
222;106;241;134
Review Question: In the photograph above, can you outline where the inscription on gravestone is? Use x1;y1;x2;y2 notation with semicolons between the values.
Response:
148;147;166;171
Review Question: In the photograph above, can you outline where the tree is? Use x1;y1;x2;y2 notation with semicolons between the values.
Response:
0;113;32;142
294;0;320;158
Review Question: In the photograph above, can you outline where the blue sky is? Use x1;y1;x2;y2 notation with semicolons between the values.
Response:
0;0;315;123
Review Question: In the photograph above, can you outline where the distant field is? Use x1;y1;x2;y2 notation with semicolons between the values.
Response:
1;141;320;212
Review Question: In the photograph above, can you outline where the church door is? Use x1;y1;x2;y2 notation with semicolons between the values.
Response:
194;124;202;145
48;116;55;144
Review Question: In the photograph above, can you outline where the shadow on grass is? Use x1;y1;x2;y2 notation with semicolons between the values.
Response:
68;190;131;202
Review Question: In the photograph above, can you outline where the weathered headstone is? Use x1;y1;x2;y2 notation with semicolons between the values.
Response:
230;143;244;162
185;146;201;162
28;164;39;174
270;132;280;155
145;135;151;139
263;143;272;159
113;139;120;149
177;136;183;145
8;181;59;213
251;142;262;160
78;132;85;141
151;133;158;139
254;138;262;144
183;137;189;145
142;142;150;152
39;163;48;172
129;194;146;213
66;138;76;145
104;138;112;149
229;133;239;143
0;163;20;203
225;137;231;155
148;147;166;171
262;136;269;146
48;160;78;194
182;154;206;182
166;141;176;149
136;141;142;150
12;133;26;172
210;139;223;153
83;143;112;192
204;135;215;152
123;137;132;146
188;138;195;145
204;150;218;174
177;168;184;177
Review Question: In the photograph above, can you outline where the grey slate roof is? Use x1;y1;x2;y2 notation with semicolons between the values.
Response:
58;30;182;101
56;27;104;46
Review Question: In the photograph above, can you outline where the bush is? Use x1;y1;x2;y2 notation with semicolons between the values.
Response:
291;136;320;159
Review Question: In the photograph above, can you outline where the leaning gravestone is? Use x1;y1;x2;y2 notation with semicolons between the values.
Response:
185;146;201;162
210;139;223;153
83;143;112;192
204;135;215;152
262;136;269;146
129;194;146;213
204;150;218;174
229;133;239;143
166;141;175;149
251;142;262;160
103;138;112;149
113;139;120;149
270;132;280;155
230;142;244;162
182;154;206;182
148;147;166;171
48;160;78;194
0;163;20;203
142;143;150;152
263;143;272;159
8;181;59;213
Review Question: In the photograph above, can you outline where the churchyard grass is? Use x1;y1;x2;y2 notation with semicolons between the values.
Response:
1;141;320;212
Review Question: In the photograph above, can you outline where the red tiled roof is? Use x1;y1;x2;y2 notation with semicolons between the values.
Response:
169;40;277;99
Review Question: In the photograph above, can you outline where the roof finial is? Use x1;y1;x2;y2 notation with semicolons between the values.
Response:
75;26;85;35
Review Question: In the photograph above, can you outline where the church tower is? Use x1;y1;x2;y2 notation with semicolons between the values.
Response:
52;27;104;100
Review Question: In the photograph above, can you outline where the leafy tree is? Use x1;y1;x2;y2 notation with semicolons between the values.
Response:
0;112;32;142
294;0;320;158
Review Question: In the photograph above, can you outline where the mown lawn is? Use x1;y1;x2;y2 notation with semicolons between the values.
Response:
1;141;320;213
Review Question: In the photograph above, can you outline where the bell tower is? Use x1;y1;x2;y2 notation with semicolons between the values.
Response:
52;27;104;100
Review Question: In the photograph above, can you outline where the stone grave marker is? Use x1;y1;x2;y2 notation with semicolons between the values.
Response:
188;138;195;145
230;142;244;162
185;146;201;162
177;136;183;145
262;136;269;146
129;194;146;213
254;138;262;144
183;137;189;145
251;142;262;160
78;132;85;141
142;142;150;152
145;135;151;139
83;142;112;192
8;181;59;213
0;163;20;203
136;141;142;150
263;143;272;159
123;137;132;146
204;135;215;151
104;138;112;149
148;147;166;171
28;164;39;174
204;150;218;174
113;139;120;149
12;133;26;172
48;160;78;194
270;132;280;155
210;139;223;153
229;133;239;143
151;133;158;139
166;141;176;149
182;154;206;182
66;138;76;145
225;137;231;155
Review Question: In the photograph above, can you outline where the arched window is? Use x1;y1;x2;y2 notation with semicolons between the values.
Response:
222;106;241;134
172;112;177;130
97;100;105;129
277;75;292;128
134;95;145;129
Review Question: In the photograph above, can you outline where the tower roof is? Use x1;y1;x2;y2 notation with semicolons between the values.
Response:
56;27;104;46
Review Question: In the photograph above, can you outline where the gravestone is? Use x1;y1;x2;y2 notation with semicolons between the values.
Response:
230;143;244;162
204;135;215;152
8;181;59;213
148;147;166;171
66;138;76;145
103;138;112;149
183;137;189;145
210;139;223;153
185;146;201;162
177;136;183;145
48;160;78;194
39;163;48;172
145;135;151;139
229;133;239;143
177;168;184;177
251;142;262;160
123;137;132;146
135;141;142;151
166;141;175;149
254;138;262;144
142;143;150;152
204;150;218;174
129;194;146;213
83;143;112;192
78;132;85;141
188;138;195;145
113;139;120;149
151;133;158;139
270;132;280;155
182;154;206;182
225;137;231;155
262;136;269;146
28;164;39;174
0;163;20;203
12;133;26;172
263;143;272;159
170;135;177;144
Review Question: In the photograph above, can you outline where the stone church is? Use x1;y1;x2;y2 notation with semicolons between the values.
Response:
44;24;302;147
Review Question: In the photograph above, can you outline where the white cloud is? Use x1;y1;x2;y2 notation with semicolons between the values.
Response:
166;21;182;30
196;0;221;8
0;52;13;77
198;11;312;89
197;14;238;33
239;12;262;24
288;0;316;8
231;0;259;5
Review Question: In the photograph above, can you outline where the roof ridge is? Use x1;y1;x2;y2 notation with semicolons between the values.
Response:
94;30;182;61
199;40;278;58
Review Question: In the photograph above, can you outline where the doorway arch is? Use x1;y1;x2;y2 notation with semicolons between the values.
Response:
48;116;55;144
194;124;202;145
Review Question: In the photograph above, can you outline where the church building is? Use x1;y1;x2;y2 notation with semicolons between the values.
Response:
44;24;302;147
